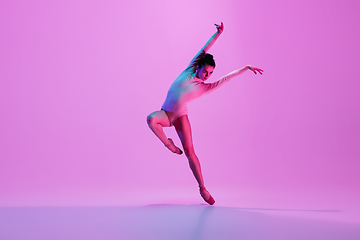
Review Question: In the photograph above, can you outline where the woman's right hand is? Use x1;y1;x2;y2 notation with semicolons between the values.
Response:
214;22;224;34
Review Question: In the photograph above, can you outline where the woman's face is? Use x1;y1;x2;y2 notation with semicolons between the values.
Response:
196;65;214;81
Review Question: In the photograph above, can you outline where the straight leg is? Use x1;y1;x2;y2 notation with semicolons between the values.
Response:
173;115;215;205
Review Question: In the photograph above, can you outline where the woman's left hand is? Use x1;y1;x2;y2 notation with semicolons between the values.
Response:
214;22;224;34
248;65;263;75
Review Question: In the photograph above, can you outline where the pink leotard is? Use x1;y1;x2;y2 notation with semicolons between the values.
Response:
161;48;242;125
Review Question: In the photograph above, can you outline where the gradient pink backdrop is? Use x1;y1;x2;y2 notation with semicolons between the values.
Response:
1;0;359;214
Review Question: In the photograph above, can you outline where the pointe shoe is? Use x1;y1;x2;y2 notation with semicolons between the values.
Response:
165;138;183;155
200;187;215;205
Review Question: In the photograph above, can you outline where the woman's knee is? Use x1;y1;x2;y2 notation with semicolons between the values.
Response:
147;111;170;127
147;113;156;126
147;110;171;128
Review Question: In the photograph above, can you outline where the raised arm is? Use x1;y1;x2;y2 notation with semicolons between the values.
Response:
202;22;224;53
186;23;224;72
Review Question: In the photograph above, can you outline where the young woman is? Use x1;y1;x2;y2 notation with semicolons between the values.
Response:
147;22;263;205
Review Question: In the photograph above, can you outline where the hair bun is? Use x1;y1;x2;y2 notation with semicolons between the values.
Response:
205;54;213;60
198;53;216;68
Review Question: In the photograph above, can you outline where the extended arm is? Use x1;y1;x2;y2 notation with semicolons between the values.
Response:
205;65;263;92
225;65;263;77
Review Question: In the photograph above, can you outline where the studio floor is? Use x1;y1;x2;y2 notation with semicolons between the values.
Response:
1;188;359;240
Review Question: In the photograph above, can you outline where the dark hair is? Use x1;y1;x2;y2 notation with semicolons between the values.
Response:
198;53;216;68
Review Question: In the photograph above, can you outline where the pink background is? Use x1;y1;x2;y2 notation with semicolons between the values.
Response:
1;0;359;215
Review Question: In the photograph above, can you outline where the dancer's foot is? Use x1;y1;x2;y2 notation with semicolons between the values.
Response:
200;187;215;205
165;138;183;155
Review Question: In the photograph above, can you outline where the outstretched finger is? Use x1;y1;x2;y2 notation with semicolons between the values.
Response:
255;68;263;75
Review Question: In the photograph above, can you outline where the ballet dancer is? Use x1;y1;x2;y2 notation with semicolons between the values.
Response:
147;22;263;205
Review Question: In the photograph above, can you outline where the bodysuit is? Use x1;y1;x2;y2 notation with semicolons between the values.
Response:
161;49;242;125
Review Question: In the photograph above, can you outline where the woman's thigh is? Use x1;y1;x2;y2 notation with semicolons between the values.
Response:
173;115;195;154
147;110;171;127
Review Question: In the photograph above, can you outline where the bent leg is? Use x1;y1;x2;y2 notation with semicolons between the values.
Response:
147;110;182;154
147;110;171;145
173;115;215;204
